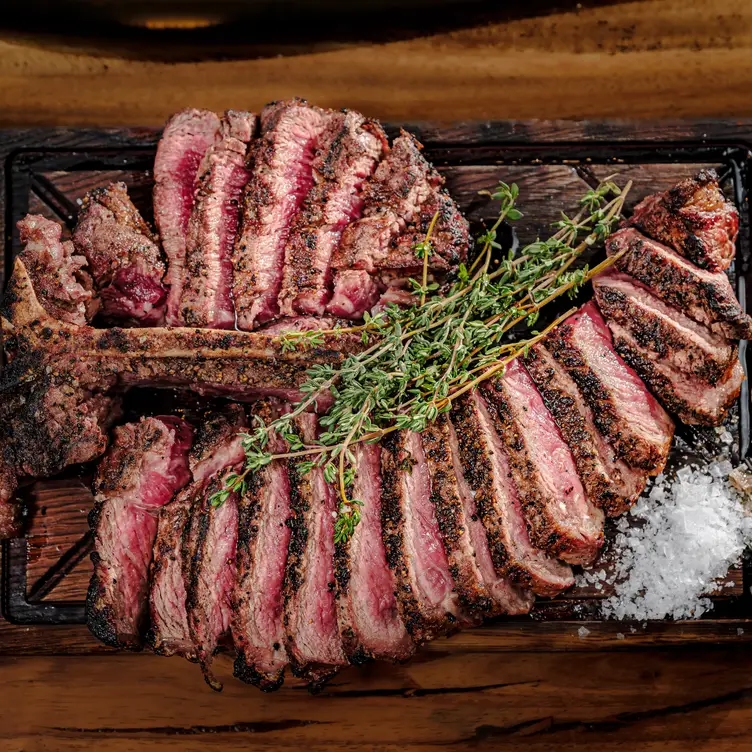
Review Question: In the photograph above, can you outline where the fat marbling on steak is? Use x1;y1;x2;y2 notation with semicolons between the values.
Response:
73;182;167;325
178;110;256;329
153;108;221;325
87;416;192;650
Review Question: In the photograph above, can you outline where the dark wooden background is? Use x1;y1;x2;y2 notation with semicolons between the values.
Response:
3;1;752;749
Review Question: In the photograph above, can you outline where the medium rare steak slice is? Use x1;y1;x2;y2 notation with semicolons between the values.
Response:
381;430;464;642
627;170;739;271
279;111;387;316
233;404;292;691
233;99;332;329
593;269;738;386
17;215;97;325
326;269;381;319
523;345;647;517
480;360;605;566
450;392;574;596
73;183;167;325
334;443;414;664
87;416;192;650
544;301;674;474
609;325;744;425
607;228;752;339
182;407;247;690
283;414;346;687
179;110;256;329
153;108;221;326
422;416;533;618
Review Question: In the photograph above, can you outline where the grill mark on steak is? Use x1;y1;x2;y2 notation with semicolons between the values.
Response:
179;110;256;329
283;413;346;688
479;360;605;566
380;429;464;643
279;111;388;317
87;416;192;650
334;443;414;665
544;301;674;474
18;214;97;325
73;182;167;325
607;227;752;339
593;269;738;386
233;99;332;329
610;326;745;426
153;108;221;326
233;403;292;692
627;169;739;272
523;345;647;517
450;391;574;596
422;415;533;618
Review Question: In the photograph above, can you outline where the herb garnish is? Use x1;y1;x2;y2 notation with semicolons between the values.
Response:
210;177;631;543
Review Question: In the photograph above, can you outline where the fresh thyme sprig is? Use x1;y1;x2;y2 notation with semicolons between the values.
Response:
210;177;631;544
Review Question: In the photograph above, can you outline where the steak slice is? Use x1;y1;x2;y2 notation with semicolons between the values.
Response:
607;228;752;339
283;413;346;687
523;345;647;517
381;429;464;642
334;443;414;665
480;361;605;566
182;407;247;690
153;108;221;326
233;99;332;329
422;416;534;618
148;406;246;658
627;170;739;272
450;391;574;596
87;416;192;650
73;182;167;325
279;111;388;316
593;269;738;386
17;215;96;325
609;325;744;425
179;110;256;329
326;269;381;319
544;301;674;474
232;404;292;691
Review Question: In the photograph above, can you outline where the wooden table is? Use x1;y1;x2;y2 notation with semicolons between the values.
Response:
3;0;752;749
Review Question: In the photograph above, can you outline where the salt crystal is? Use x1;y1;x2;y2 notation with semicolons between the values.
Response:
616;632;625;640
76;198;83;205
577;626;590;639
738;628;745;636
721;431;734;445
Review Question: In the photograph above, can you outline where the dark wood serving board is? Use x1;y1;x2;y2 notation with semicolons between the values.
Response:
1;120;751;658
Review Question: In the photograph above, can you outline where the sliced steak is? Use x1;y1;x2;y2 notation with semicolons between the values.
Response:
73;182;167;325
450;391;574;596
627;169;739;271
607;227;752;339
523;345;647;517
233;404;292;691
480;361;605;566
326;269;381;319
87;416;192;650
17;214;96;325
380;429;464;642
334;443;414;665
609;325;744;425
544;301;674;474
283;413;346;686
179;110;256;329
422;416;533;618
149;405;247;659
279;111;388;316
593;269;738;386
153;108;221;326
233;99;332;329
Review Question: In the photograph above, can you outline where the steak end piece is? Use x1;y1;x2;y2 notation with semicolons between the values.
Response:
73;182;167;325
627;169;739;272
153;108;221;326
87;416;192;650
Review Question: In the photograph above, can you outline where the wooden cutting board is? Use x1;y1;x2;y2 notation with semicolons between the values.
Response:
1;120;751;656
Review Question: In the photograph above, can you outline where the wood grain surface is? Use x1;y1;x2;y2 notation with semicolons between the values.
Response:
2;1;752;749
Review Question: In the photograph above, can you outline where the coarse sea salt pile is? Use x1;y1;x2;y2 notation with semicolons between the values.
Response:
577;460;752;621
